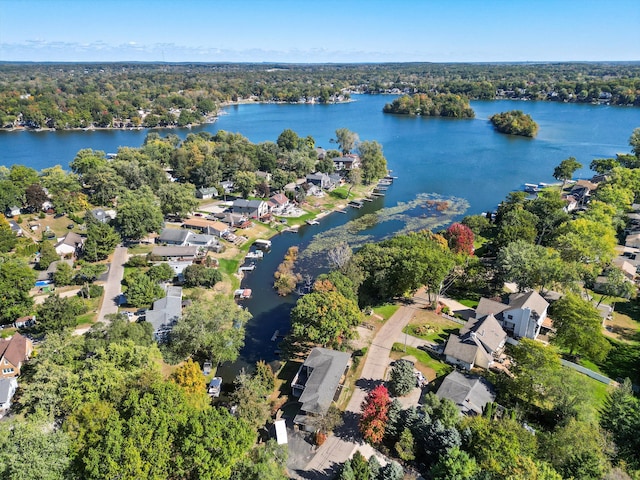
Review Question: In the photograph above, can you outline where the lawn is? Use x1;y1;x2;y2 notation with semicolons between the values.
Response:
404;310;461;344
390;343;452;380
455;298;479;309
373;304;400;321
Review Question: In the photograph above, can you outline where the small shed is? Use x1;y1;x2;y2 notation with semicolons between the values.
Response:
274;419;288;445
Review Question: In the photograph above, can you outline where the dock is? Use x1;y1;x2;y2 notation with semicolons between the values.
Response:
336;209;347;214
234;288;252;299
238;264;256;272
306;219;319;225
254;239;272;249
370;192;385;197
348;200;363;209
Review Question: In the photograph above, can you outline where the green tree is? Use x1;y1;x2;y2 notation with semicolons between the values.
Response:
0;215;18;252
233;171;258;198
147;262;175;283
389;359;415;396
430;446;479;480
0;415;71;480
230;440;288;480
37;294;87;332
551;293;611;361
116;186;163;241
494;208;539;248
554;217;617;267
600;378;640;470
590;157;619;174
380;461;404;480
0;258;36;324
157;182;198;218
395;428;416;461
168;296;251;365
70;148;108;176
290;290;361;348
83;220;120;262
630;127;640;158
52;261;74;286
508;338;561;405
276;128;302;151
553;156;583;190
358;140;388;185
596;267;636;306
335;128;359;154
229;369;271;429
38;240;59;270
123;270;165;308
183;263;222;287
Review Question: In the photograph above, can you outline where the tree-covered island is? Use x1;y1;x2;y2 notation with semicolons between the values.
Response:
490;110;539;137
382;93;475;118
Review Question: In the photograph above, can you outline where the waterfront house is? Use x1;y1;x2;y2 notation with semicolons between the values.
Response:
210;212;246;228
332;153;361;171
0;377;18;414
151;246;199;262
0;333;33;378
436;371;496;416
474;291;549;340
55;231;84;258
195;187;219;199
144;286;183;341
305;172;332;189
268;193;290;212
232;199;268;219
291;348;351;431
443;314;507;370
157;228;191;246
182;218;229;237
570;180;598;206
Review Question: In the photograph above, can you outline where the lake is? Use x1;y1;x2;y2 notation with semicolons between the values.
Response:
1;95;639;374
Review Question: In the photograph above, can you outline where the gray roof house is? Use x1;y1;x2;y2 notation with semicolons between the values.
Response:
91;208;116;224
195;187;218;199
305;172;332;189
436;371;496;416
145;286;183;341
157;228;191;246
474;291;549;340
232;199;268;219
291;348;351;430
8;220;23;236
444;314;507;370
151;246;199;261
0;377;18;413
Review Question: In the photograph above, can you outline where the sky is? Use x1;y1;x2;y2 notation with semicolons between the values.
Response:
1;0;639;63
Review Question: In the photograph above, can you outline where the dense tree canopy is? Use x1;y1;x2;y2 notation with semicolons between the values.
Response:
489;110;539;137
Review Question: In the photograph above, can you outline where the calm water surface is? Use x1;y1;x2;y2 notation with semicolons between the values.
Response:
1;96;639;375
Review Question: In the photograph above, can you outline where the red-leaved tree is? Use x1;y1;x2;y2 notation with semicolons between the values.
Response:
359;384;390;444
445;222;475;255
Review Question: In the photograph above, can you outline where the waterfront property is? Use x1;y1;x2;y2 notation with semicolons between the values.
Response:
151;245;200;262
332;153;361;171
474;290;549;340
291;347;351;431
232;199;269;219
144;286;183;341
443;314;507;370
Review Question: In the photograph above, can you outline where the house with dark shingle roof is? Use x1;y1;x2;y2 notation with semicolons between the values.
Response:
157;228;191;246
291;348;350;430
0;333;33;378
444;314;507;370
232;199;268;219
144;286;183;341
473;290;549;340
436;371;496;416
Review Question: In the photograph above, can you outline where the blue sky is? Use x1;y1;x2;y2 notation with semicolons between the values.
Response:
1;0;638;63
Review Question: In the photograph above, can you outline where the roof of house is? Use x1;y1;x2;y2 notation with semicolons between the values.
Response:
145;286;183;336
443;334;484;365
0;333;32;367
270;193;289;206
508;290;549;316
8;220;22;232
572;179;598;191
55;231;84;248
475;297;509;320
613;257;637;277
151;246;199;258
298;348;350;415
233;199;266;209
0;378;17;405
626;233;640;244
306;172;330;182
436;371;496;416
187;233;216;244
196;187;218;195
158;228;191;244
460;314;507;353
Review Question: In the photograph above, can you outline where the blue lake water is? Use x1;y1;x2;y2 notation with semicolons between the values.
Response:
1;95;639;374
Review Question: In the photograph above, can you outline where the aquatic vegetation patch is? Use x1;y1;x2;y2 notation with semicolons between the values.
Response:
300;193;469;266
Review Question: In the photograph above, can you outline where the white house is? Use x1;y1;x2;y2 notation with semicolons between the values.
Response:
54;232;84;257
0;377;18;413
474;290;549;340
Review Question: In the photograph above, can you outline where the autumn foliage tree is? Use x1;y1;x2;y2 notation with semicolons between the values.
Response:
360;384;390;444
445;222;475;255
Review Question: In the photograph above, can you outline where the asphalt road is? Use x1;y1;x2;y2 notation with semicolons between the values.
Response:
96;245;128;324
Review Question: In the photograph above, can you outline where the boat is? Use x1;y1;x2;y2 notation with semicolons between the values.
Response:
524;183;540;193
238;264;256;272
336;209;347;214
254;239;272;249
245;250;264;259
306;219;319;225
271;330;279;341
234;288;252;299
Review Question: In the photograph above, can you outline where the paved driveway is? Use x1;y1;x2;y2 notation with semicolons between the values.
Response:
96;246;128;324
301;304;416;476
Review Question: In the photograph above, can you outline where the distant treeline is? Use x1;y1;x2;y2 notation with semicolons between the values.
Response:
0;62;638;130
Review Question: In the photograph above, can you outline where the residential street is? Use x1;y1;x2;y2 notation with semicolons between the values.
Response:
96;246;128;324
300;303;416;477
